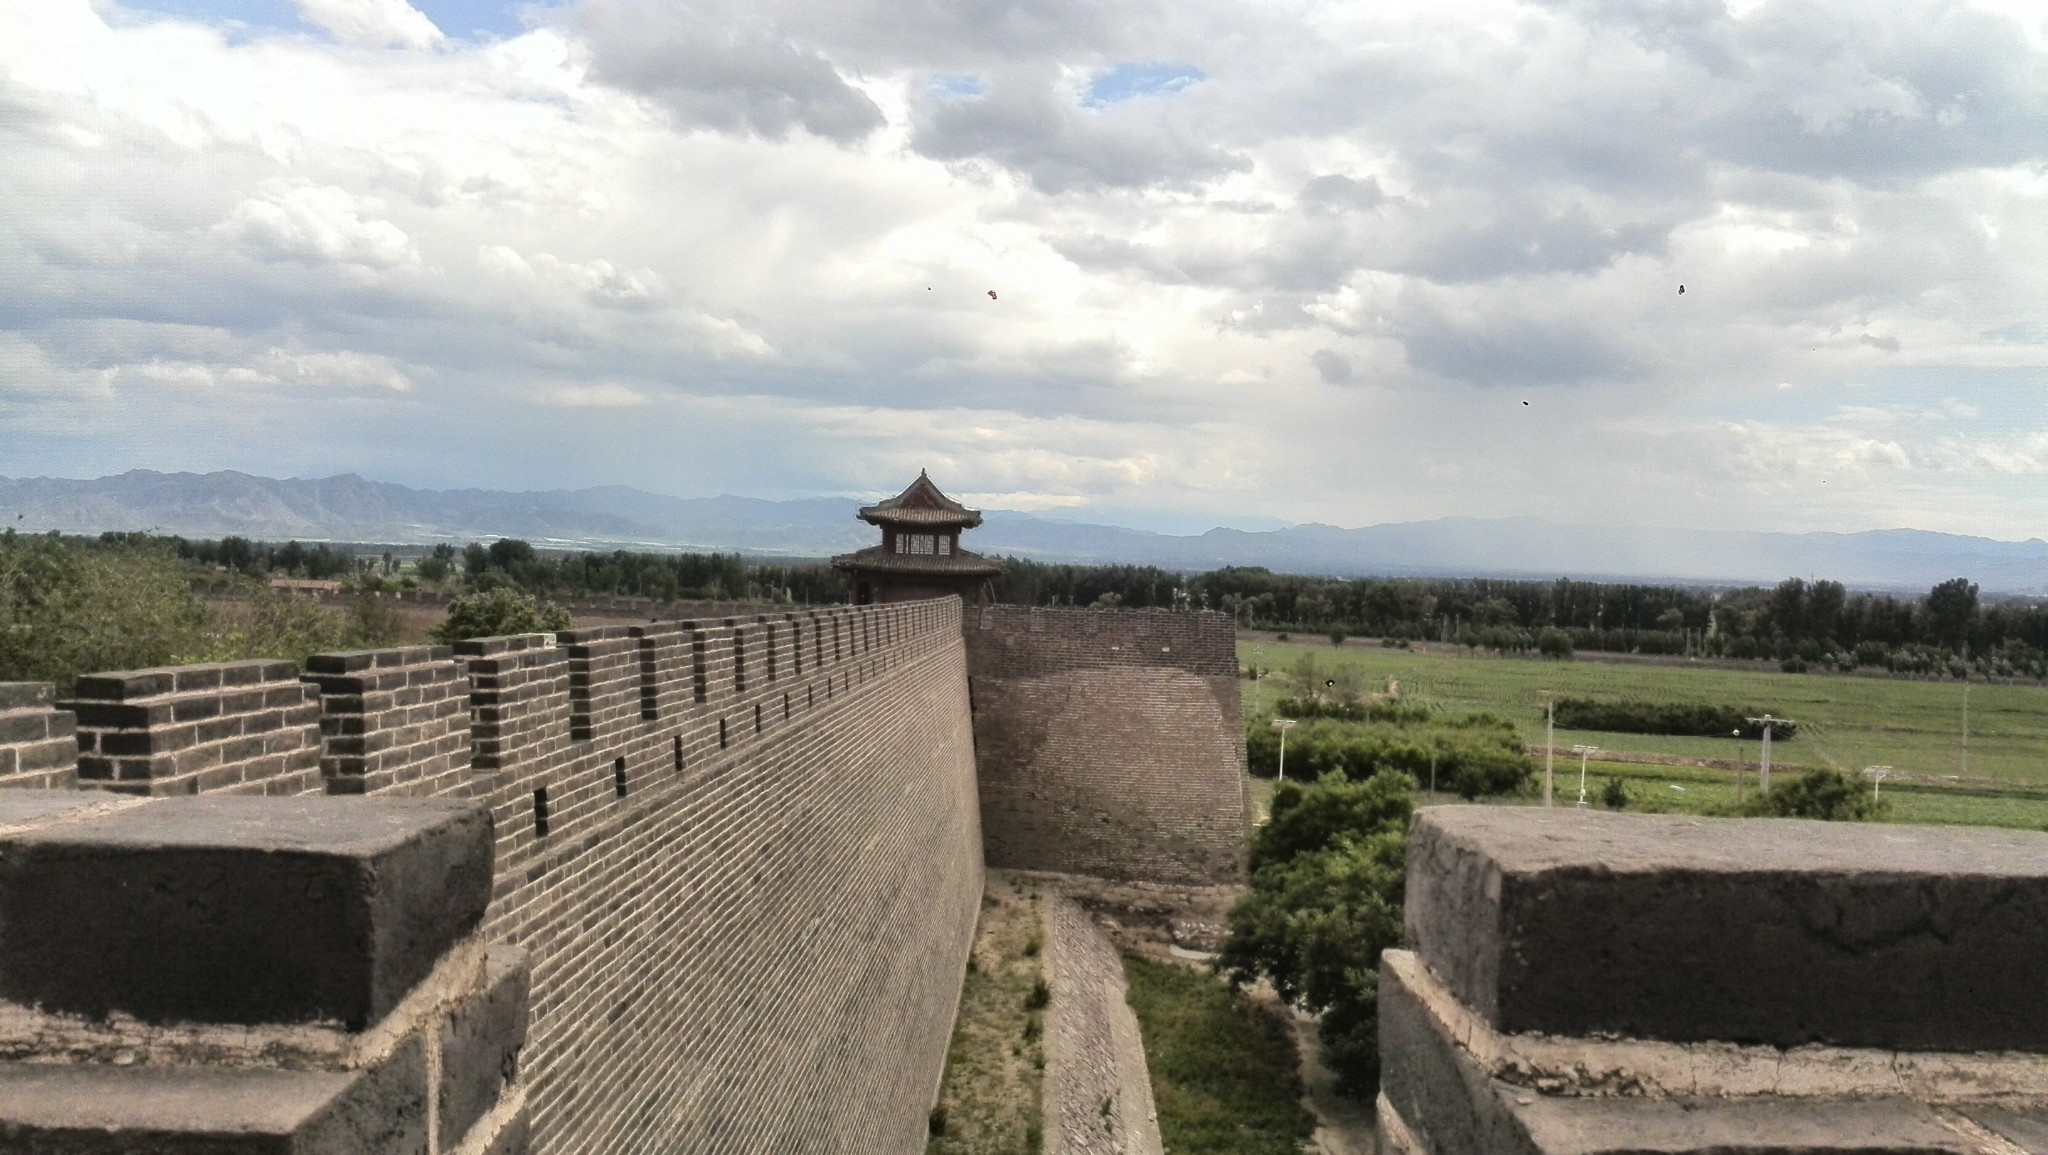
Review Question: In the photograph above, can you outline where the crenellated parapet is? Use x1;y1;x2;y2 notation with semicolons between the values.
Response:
0;595;979;1155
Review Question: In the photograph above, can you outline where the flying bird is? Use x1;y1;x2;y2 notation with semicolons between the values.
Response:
1678;285;1686;294
987;290;998;300
1522;400;1530;406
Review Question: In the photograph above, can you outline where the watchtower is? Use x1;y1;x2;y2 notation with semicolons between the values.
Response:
832;471;1001;606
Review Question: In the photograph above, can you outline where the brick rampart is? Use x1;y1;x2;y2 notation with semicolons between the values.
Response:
0;595;980;1155
965;606;1247;885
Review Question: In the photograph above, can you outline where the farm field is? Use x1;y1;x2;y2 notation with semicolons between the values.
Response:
1238;634;2048;830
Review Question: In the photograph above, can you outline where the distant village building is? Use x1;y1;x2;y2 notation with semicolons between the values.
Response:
831;471;1002;606
268;578;345;596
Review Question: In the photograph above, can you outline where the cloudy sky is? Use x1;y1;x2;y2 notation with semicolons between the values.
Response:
2;0;2045;538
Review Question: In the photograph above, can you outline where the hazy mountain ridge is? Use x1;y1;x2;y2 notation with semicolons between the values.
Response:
1;471;2041;593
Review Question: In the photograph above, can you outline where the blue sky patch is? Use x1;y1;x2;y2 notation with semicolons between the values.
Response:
1083;62;1204;108
928;75;988;100
114;0;532;40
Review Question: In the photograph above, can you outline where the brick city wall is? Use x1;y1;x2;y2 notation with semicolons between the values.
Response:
965;606;1248;886
0;596;982;1155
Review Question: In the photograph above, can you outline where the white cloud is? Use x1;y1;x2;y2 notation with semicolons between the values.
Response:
218;184;420;267
293;0;444;50
0;0;2044;540
535;383;651;408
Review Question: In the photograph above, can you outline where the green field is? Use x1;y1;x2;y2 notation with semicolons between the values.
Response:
1239;635;2048;830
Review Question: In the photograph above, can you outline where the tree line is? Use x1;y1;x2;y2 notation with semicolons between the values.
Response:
122;534;2048;678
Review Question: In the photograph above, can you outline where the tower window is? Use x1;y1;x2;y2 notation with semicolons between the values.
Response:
938;536;953;555
895;533;937;555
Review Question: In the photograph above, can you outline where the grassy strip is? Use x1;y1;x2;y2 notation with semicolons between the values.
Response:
927;885;1047;1155
1123;956;1315;1155
1241;637;2048;785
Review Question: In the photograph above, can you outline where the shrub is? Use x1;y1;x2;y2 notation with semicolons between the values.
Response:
1328;628;1348;647
1537;627;1574;659
430;588;572;644
1247;714;1531;799
1739;767;1888;822
1600;776;1630;810
1551;698;1797;740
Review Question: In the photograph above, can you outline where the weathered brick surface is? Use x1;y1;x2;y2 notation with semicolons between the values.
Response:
0;682;79;790
454;599;981;1155
304;647;472;797
64;660;322;796
966;607;1247;885
8;598;982;1155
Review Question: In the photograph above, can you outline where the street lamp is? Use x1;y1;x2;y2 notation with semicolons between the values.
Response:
1865;765;1894;800
1732;729;1744;804
1570;745;1599;809
1271;718;1298;782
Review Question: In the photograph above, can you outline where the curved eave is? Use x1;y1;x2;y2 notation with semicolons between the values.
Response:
831;548;1003;577
855;507;984;529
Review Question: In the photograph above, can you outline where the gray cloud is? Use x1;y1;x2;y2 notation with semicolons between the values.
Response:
1310;349;1353;385
574;0;883;142
910;70;1247;193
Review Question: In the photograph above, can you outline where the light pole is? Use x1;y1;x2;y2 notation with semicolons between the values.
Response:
1745;715;1792;793
1571;745;1599;809
1865;765;1893;800
1732;729;1744;804
1271;718;1297;782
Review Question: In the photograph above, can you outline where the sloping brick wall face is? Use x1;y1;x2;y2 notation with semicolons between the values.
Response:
0;596;981;1155
965;606;1248;885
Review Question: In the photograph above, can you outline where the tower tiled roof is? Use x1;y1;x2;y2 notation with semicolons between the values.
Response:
856;470;982;530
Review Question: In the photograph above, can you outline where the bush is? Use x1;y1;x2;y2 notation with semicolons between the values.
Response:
1246;715;1531;799
430;588;572;644
1551;697;1797;740
1600;776;1630;810
1328;628;1348;647
1739;767;1888;822
1537;627;1574;659
1272;695;1433;726
1220;772;1414;1095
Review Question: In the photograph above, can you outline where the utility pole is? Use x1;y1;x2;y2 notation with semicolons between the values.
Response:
1961;683;1971;777
1865;765;1893;800
1271;718;1297;782
1540;692;1557;807
1745;714;1792;793
1571;745;1599;808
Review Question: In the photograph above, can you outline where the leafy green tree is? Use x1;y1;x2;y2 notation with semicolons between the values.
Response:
1926;578;1978;653
430;588;571;644
0;532;213;691
1220;772;1414;1096
1537;627;1573;659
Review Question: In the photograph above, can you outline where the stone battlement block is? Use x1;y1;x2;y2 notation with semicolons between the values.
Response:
1377;946;2048;1154
0;795;492;1028
0;683;78;791
0;1042;429;1155
304;648;471;797
64;662;320;796
1406;807;2048;1052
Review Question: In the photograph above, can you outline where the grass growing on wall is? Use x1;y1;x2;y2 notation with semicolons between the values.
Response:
1123;956;1316;1155
926;881;1047;1155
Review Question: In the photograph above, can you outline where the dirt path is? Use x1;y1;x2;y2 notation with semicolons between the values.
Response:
1282;1008;1377;1155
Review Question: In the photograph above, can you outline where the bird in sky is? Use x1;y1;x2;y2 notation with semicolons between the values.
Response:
1678;285;1686;295
987;290;998;300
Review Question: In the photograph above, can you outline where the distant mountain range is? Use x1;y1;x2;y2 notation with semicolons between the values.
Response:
2;471;2042;594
